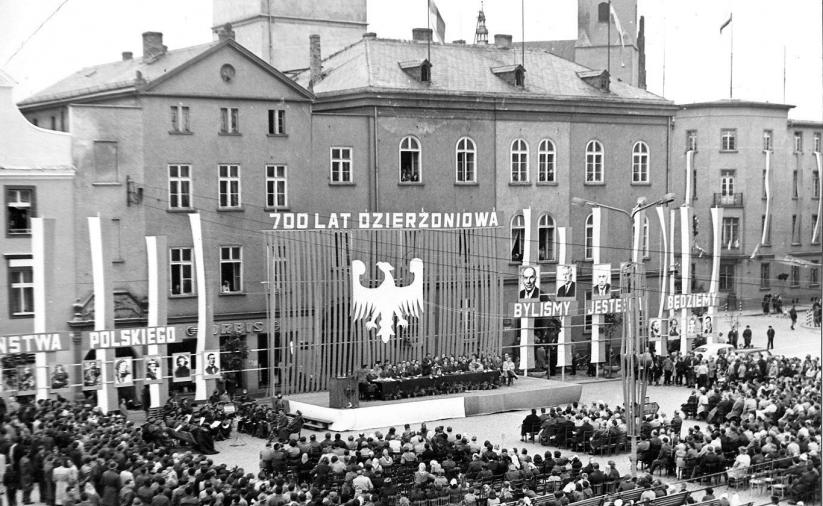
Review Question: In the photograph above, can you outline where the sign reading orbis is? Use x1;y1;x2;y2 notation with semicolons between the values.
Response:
86;326;178;350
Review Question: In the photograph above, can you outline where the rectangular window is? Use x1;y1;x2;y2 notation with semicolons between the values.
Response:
794;131;803;152
170;105;190;133
219;107;239;134
791;215;801;244
218;164;241;209
814;132;821;153
267;109;286;135
762;130;773;151
220;246;243;293
330;147;352;183
790;266;800;287
721;129;736;151
720;169;735;195
168;164;191;209
170;247;194;295
719;264;735;292
6;187;34;235
93;141;118;182
722;217;739;249
813;171;820;199
793;170;799;198
266;165;287;208
761;215;771;245
812;214;819;243
686;130;697;151
760;263;770;289
8;265;34;317
811;266;820;286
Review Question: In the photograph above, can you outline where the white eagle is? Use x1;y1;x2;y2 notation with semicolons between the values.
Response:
351;259;424;343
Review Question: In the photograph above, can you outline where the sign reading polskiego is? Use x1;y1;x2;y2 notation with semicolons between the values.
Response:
86;326;178;349
270;211;501;230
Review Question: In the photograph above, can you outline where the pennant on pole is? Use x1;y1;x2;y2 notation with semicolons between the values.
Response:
428;0;446;43
610;3;626;48
720;13;732;34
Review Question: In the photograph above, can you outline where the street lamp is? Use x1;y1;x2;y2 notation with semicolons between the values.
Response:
571;192;675;475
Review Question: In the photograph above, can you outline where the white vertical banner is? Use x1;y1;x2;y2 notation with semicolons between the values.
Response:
707;207;724;342
31;218;49;400
632;210;643;263
557;227;569;369
189;213;208;400
813;152;822;244
655;207;669;356
519;208;532;375
145;236;162;408
752;150;772;258
591;208;602;363
679;207;691;355
685;150;694;207
88;216;112;412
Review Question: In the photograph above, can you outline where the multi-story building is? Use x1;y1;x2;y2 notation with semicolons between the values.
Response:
672;101;822;312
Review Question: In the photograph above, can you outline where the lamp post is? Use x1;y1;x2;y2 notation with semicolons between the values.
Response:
571;193;675;475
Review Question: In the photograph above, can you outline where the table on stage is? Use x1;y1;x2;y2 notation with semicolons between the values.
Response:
369;370;499;400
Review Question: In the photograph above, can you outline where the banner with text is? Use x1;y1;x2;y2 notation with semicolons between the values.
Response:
84;326;179;350
0;333;68;354
270;211;501;230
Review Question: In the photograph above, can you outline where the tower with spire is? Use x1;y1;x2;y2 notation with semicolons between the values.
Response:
474;3;488;44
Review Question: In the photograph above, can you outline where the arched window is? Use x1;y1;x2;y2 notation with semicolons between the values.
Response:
456;137;476;183
538;139;556;183
399;136;421;182
511;214;525;261
538;214;555;261
584;214;594;260
585;140;604;183
632;141;649;183
632;215;651;259
510;139;529;182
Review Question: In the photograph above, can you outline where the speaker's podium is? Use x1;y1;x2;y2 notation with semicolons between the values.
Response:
328;376;359;409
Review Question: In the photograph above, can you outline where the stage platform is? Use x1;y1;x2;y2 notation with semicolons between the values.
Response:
286;377;582;431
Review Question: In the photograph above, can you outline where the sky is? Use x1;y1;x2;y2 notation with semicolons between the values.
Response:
1;0;821;119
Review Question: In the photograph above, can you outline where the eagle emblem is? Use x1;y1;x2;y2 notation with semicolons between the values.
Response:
351;259;424;343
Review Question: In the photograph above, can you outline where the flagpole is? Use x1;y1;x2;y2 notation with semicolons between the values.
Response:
729;14;734;99
521;0;525;68
607;0;611;76
427;0;431;62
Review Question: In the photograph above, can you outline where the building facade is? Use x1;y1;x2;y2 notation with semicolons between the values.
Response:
671;101;822;313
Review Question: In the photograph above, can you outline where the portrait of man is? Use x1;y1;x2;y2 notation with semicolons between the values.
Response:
555;264;577;299
144;356;163;383
518;265;541;300
203;350;221;379
701;315;713;336
668;318;680;337
83;360;101;389
173;353;192;382
17;366;36;392
649;319;667;340
592;263;612;299
50;364;70;390
114;358;133;386
2;368;18;392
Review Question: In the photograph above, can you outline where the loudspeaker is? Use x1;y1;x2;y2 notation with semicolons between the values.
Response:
328;376;359;409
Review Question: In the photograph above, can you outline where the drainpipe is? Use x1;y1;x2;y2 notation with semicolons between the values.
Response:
372;106;379;211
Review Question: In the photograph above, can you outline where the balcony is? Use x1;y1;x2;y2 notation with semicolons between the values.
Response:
713;192;744;208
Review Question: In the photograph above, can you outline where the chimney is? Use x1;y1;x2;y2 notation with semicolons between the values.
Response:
142;31;166;60
218;23;235;41
494;34;513;49
309;34;322;90
412;28;433;42
122;51;133;61
362;32;377;39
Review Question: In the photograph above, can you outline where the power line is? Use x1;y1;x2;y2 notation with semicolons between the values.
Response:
4;0;71;66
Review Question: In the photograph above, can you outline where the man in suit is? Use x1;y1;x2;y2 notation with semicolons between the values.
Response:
519;266;541;299
556;265;576;298
204;353;220;375
593;270;611;298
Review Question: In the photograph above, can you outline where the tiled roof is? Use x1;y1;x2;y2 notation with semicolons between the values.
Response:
297;38;667;103
18;42;220;106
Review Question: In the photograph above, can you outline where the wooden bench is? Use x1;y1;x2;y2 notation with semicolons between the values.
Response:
651;491;689;506
567;495;605;506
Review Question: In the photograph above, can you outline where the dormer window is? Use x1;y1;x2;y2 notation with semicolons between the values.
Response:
577;69;610;92
491;64;526;88
399;59;432;83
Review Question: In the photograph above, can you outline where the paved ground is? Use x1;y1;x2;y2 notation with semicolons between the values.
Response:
211;314;820;503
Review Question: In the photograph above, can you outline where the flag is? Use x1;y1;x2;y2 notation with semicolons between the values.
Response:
720;13;732;33
428;0;446;43
610;3;626;48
